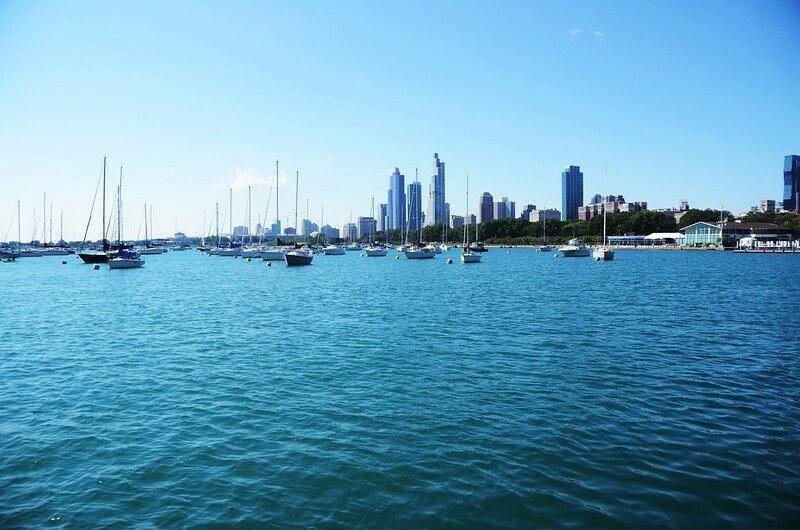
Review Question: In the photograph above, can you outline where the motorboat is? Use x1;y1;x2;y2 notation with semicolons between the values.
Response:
535;245;554;252
364;245;388;257
345;243;362;251
240;247;262;258
403;246;436;259
260;247;285;261
108;249;144;269
468;241;488;252
559;239;591;257
323;245;345;255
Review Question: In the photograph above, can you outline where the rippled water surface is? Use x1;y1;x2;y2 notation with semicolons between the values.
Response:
2;249;799;528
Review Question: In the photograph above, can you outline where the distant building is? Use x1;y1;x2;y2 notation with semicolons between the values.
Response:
529;208;561;222
407;181;423;232
283;227;296;236
760;200;776;213
519;204;536;219
342;222;358;241
494;197;515;219
591;194;602;204
678;221;792;247
561;165;584;221
479;192;494;223
357;216;377;239
784;155;800;211
233;226;248;237
450;215;465;230
300;219;319;236
425;153;446;226
377;203;388;232
320;225;340;240
388;168;406;231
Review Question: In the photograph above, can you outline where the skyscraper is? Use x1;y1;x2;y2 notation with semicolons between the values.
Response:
388;168;406;231
377;203;388;232
407;181;423;232
425;153;446;226
479;192;494;223
561;165;584;221
784;155;800;211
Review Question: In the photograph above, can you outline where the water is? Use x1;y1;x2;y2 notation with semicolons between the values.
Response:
1;249;799;528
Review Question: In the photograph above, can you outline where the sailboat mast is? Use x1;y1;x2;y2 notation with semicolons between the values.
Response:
59;209;63;246
248;185;252;245
42;192;46;245
275;160;279;236
102;157;107;248
603;166;608;246
17;199;20;248
144;204;148;245
464;174;469;246
229;187;233;246
118;166;123;245
294;170;299;241
215;202;219;247
49;203;53;246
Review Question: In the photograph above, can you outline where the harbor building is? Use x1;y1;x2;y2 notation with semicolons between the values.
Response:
388;168;406;231
561;165;583;221
408;181;423;232
425;153;446;226
784;155;800;211
677;221;792;247
479;192;494;223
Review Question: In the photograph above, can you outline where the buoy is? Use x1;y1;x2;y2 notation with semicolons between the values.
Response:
360;253;365;257
266;262;272;267
93;264;100;270
61;260;67;264
447;258;453;264
395;255;399;260
247;257;252;262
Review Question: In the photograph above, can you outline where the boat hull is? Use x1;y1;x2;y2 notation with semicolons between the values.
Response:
593;248;615;261
261;250;285;261
404;250;436;259
108;258;144;269
284;252;313;266
323;246;345;255
365;248;388;257
78;252;109;264
560;248;591;257
460;253;481;263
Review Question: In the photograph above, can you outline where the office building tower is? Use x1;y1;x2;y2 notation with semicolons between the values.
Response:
784;155;800;211
425;153;446;226
493;197;515;219
342;222;358;241
377;203;388;232
357;217;377;239
561;165;584;221
450;215;465;230
407;181;423;232
479;192;494;223
388;168;406;231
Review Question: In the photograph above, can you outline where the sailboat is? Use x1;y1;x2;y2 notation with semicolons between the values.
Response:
284;170;313;266
139;205;167;254
365;197;388;256
1;200;22;260
78;158;113;263
108;166;144;269
262;161;286;261
535;213;554;252
461;175;481;263
593;167;615;261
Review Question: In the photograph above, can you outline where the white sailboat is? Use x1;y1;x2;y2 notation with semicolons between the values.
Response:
461;175;481;263
365;197;388;256
284;170;313;266
593;166;615;261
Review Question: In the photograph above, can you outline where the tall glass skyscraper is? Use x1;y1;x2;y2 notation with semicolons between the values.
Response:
388;168;406;231
407;181;423;232
479;192;494;223
784;155;799;211
561;165;584;221
425;153;446;226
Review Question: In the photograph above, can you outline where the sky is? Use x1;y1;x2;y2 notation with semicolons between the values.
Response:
0;0;798;240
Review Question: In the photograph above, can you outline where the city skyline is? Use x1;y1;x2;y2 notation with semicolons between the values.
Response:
0;1;798;239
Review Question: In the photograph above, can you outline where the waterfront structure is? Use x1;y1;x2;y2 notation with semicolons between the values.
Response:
677;221;792;247
784;155;800;211
357;216;377;239
479;192;494;223
425;153;446;226
407;181;423;232
561;165;584;221
529;208;561;222
493;197;515;219
377;203;388;232
388;168;406;231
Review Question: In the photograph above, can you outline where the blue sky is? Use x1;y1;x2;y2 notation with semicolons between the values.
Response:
1;0;798;239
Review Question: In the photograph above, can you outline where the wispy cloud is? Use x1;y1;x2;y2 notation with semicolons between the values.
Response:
215;165;288;191
593;31;604;37
568;28;582;39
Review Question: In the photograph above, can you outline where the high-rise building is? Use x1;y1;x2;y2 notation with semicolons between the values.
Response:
407;181;423;232
450;215;465;230
529;209;561;222
320;225;340;240
479;192;494;223
784;155;800;211
377;203;388;232
342;222;358;241
561;165;584;221
520;204;536;219
493;197;515;219
760;200;776;213
357;217;377;239
300;219;319;236
425;153;446;226
388;168;406;231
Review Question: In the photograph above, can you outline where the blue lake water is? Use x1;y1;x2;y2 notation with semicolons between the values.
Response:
1;249;799;528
